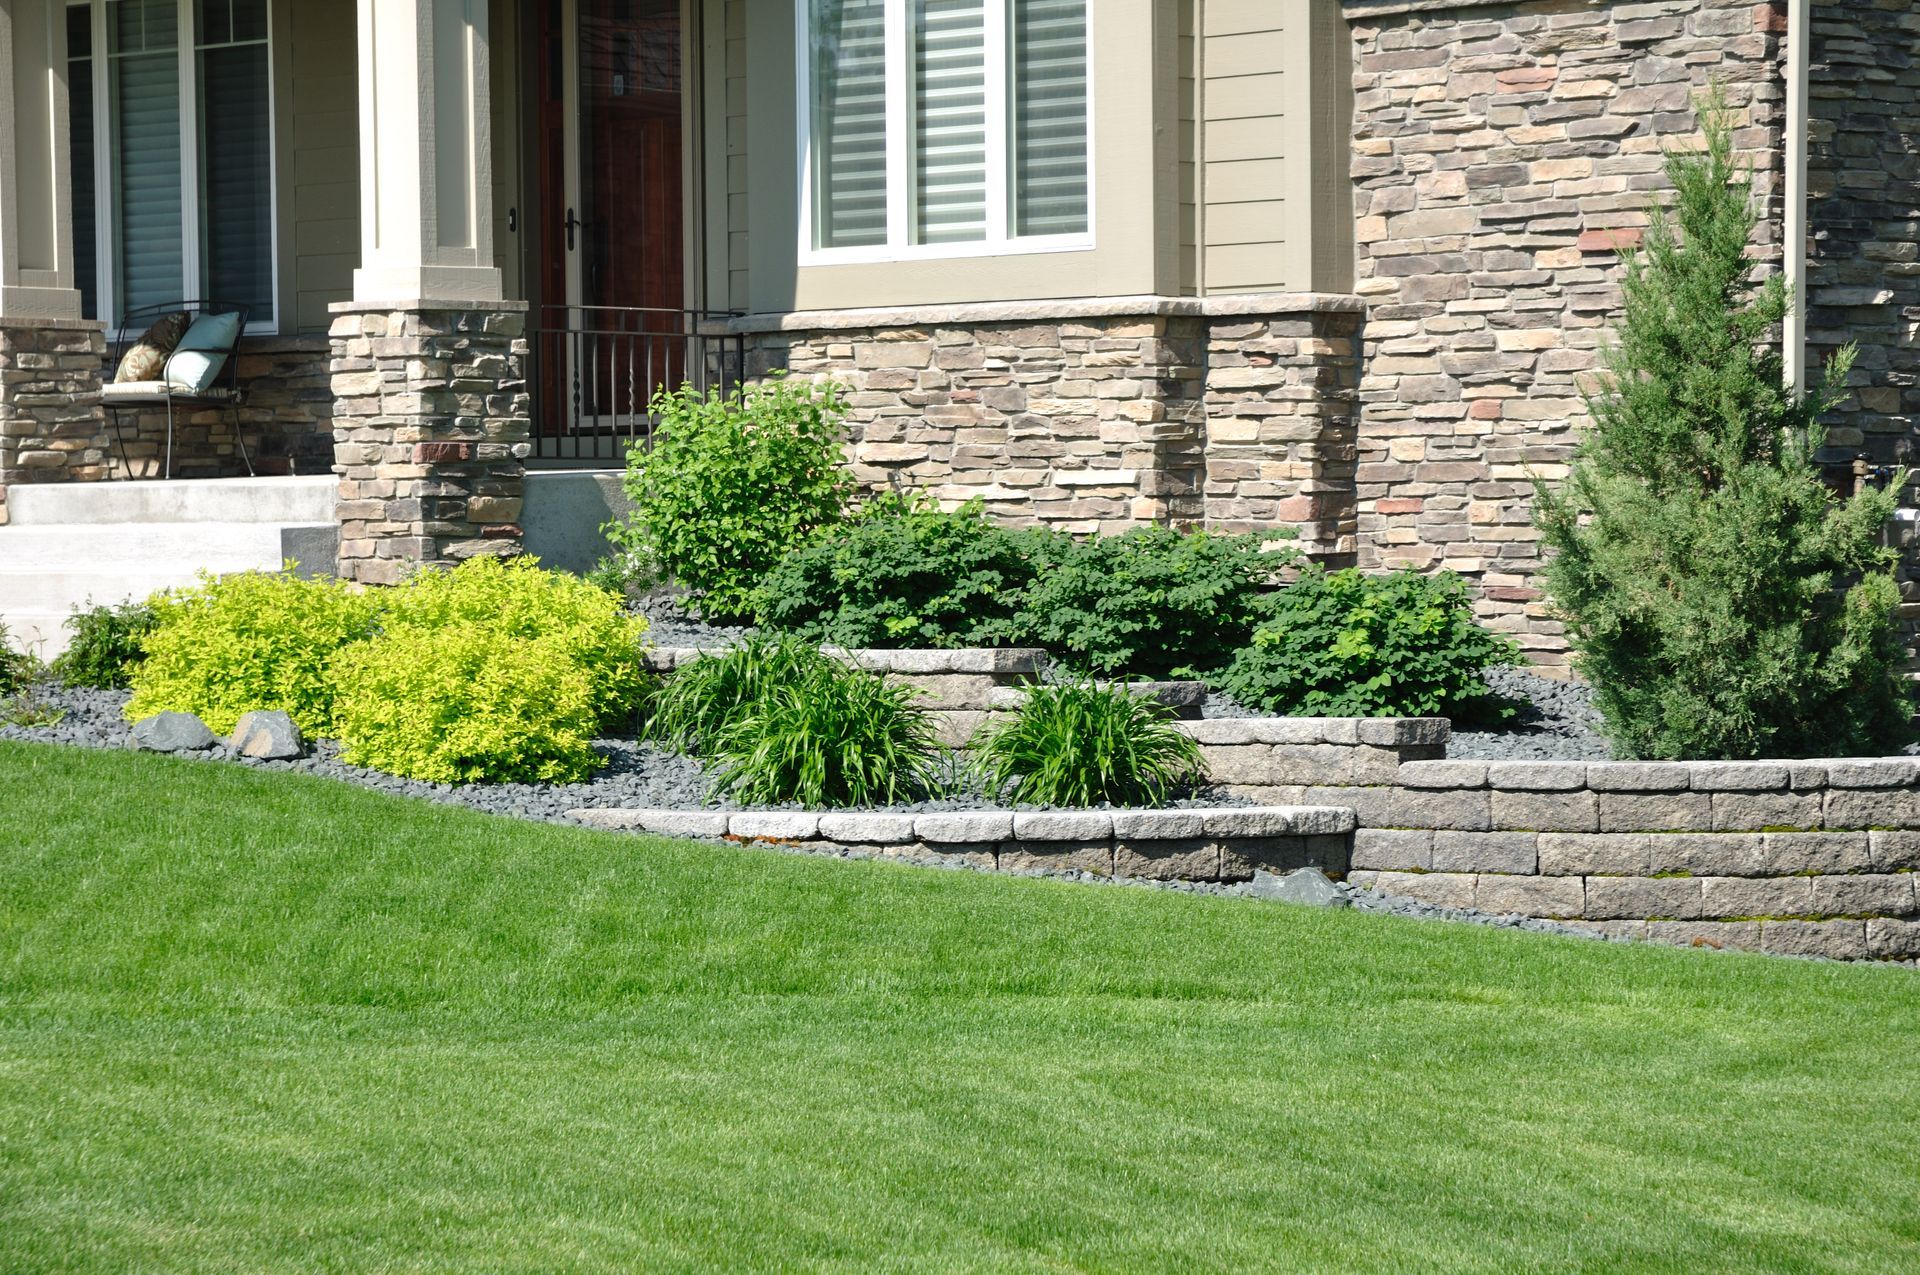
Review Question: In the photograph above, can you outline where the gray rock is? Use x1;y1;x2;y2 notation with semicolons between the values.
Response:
1248;867;1348;907
130;711;215;753
230;710;303;760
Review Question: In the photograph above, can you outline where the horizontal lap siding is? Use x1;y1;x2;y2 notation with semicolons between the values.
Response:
289;0;358;333
1201;2;1292;293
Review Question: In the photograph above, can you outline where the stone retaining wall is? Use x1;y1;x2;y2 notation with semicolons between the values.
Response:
1348;758;1920;961
0;318;107;525
570;805;1355;883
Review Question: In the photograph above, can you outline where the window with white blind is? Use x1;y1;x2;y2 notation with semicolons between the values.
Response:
67;0;278;330
800;0;1092;263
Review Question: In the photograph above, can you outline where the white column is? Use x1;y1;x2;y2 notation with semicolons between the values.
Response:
352;0;502;304
0;0;81;320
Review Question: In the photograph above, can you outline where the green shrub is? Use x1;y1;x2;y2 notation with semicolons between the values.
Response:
1010;527;1297;678
973;680;1205;807
1537;95;1912;759
644;634;828;755
708;655;943;807
330;557;650;783
607;376;855;621
52;599;156;690
1213;567;1519;724
753;493;1052;648
0;624;33;697
126;569;381;736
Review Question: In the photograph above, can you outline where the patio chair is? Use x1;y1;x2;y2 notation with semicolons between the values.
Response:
101;300;253;480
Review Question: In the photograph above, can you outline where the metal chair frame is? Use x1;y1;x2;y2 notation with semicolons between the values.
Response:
104;300;254;480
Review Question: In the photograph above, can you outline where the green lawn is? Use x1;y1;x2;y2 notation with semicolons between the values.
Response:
1;740;1917;1272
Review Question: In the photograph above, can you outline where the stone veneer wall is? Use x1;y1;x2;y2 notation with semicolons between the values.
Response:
737;296;1363;556
328;303;532;585
1349;757;1920;962
100;336;337;480
1344;0;1789;669
0;319;107;526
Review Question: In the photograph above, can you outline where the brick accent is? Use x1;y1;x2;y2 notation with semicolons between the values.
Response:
327;303;531;585
0;318;107;526
1345;0;1790;669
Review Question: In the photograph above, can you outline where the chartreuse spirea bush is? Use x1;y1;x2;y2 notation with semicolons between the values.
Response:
1009;527;1298;679
974;680;1206;808
752;493;1051;648
1537;93;1913;760
643;633;826;755
330;556;648;784
607;375;855;621
125;568;381;736
1214;567;1520;725
702;646;944;807
52;599;156;690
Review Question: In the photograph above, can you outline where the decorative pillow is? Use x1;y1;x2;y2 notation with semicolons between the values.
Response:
113;311;192;383
163;311;245;395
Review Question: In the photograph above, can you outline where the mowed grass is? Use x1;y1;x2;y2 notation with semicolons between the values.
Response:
1;741;1917;1273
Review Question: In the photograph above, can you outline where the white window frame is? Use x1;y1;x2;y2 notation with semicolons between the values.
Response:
794;0;1096;267
73;0;281;334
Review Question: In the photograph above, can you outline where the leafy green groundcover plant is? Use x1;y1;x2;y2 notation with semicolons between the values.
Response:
125;568;380;736
644;633;828;755
752;493;1050;648
1537;94;1912;759
1214;566;1519;725
52;599;156;690
0;623;33;697
1009;526;1297;679
331;556;648;784
974;680;1205;807
607;376;854;621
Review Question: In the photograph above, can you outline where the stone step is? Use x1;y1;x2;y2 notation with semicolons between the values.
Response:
4;475;337;526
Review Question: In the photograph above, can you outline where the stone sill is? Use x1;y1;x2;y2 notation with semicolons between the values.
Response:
0;316;106;332
1400;757;1920;793
327;298;531;315
641;645;1050;675
719;291;1366;336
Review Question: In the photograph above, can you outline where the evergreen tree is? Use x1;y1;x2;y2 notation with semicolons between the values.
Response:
1537;93;1912;760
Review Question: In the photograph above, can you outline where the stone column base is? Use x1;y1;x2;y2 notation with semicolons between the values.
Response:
0;317;108;526
328;301;531;585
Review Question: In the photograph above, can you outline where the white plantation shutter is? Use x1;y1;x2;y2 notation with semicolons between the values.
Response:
1011;0;1087;237
112;0;185;318
910;0;986;244
810;0;889;249
197;0;272;314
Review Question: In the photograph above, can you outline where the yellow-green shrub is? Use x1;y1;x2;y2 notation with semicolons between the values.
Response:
330;556;649;783
126;569;380;735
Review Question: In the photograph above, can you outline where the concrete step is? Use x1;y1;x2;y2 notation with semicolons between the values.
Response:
4;476;337;526
0;521;338;659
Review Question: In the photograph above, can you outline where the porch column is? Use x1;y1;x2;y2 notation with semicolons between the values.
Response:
333;0;527;585
0;0;106;524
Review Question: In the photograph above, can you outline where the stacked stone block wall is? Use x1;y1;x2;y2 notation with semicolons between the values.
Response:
740;296;1364;552
1345;0;1788;668
328;303;532;585
1349;757;1920;963
0;319;107;525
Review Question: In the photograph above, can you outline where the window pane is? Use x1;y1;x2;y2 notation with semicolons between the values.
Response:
1012;0;1087;237
113;0;184;319
68;5;98;320
199;40;272;316
809;0;887;250
230;0;267;43
911;0;985;244
196;0;231;46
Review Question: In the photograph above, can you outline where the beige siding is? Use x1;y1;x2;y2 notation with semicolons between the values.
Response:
285;0;358;332
1200;1;1289;293
725;0;748;310
1177;0;1198;295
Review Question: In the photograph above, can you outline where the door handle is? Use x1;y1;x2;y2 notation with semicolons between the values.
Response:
565;207;580;251
507;206;518;233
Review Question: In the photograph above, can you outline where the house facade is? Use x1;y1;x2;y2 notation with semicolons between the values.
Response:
0;0;1915;668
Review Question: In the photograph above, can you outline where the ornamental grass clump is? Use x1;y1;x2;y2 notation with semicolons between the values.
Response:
330;556;648;784
974;680;1205;808
644;633;830;754
706;655;944;808
126;568;381;736
1536;93;1913;759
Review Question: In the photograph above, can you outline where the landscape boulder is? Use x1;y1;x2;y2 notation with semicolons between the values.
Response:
230;710;304;760
130;712;216;753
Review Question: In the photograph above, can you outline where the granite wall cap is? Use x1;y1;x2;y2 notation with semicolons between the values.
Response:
569;808;729;838
730;811;823;840
1011;811;1115;841
1397;760;1489;790
916;811;1016;842
818;812;917;843
1486;761;1586;791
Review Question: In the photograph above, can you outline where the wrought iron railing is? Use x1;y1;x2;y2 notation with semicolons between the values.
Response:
526;305;744;464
